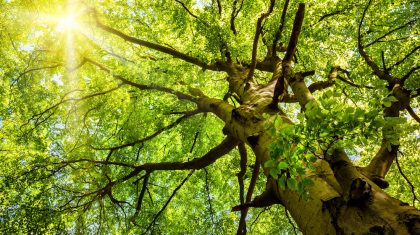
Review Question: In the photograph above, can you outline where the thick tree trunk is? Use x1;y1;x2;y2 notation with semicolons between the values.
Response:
276;176;420;234
193;63;420;234
251;132;420;234
253;124;420;235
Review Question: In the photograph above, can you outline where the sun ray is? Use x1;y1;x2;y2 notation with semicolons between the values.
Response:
62;1;77;91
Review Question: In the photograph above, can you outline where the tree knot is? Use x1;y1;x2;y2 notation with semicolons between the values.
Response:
348;178;372;207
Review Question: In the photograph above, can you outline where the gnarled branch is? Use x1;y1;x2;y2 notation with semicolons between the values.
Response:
272;4;306;107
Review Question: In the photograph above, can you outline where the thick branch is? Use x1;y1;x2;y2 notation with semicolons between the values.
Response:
308;81;334;92
283;3;305;64
133;171;151;217
289;75;316;109
215;0;222;15
363;85;411;187
104;137;235;198
94;15;220;71
270;61;284;107
271;4;305;107
132;136;237;172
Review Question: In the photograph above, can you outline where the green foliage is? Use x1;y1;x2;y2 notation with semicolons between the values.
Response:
0;0;418;233
267;88;409;193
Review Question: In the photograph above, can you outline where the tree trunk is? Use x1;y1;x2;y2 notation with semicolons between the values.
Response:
269;153;420;235
196;63;420;234
249;131;420;234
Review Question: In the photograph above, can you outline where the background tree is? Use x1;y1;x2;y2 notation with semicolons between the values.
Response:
0;0;419;234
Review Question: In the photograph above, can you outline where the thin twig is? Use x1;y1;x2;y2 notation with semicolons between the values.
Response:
249;207;270;230
92;112;199;150
142;171;194;234
93;10;221;71
365;19;416;48
204;168;216;226
272;0;290;54
175;0;198;18
190;132;200;153
247;0;276;81
396;151;419;206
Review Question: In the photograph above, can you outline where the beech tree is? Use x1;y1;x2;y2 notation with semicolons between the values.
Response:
0;0;419;234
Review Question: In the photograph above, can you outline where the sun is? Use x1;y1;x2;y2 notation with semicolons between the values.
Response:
56;13;79;32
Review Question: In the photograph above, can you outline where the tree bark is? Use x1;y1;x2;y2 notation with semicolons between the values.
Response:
201;63;420;234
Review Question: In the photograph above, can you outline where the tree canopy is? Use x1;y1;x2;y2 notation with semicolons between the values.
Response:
0;0;419;234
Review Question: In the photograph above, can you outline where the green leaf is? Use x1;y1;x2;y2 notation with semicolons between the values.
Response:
277;161;289;171
264;159;276;168
287;178;298;191
320;132;329;137
387;96;398;102
270;168;279;179
383;101;392;107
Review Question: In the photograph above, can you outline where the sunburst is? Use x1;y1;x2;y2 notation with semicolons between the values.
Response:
56;13;79;32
